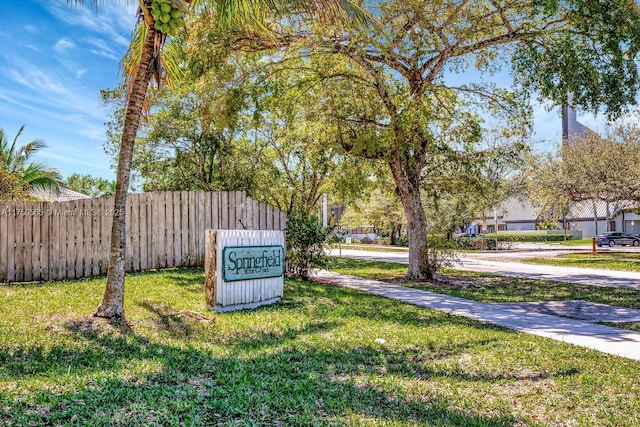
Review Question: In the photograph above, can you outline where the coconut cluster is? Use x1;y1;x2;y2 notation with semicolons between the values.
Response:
151;0;184;36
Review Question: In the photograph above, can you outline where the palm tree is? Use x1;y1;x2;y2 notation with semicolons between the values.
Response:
0;125;62;196
68;0;369;319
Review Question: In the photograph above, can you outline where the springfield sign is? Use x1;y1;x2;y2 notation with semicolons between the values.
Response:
222;246;284;282
205;229;285;313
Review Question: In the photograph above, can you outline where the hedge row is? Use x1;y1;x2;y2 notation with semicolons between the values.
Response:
481;233;572;242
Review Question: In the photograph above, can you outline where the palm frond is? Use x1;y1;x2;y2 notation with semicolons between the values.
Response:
5;125;26;169
21;162;63;190
161;39;186;91
213;0;372;30
19;139;47;162
121;21;146;84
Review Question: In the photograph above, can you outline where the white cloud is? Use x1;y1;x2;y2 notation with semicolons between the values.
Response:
45;1;137;49
54;38;76;53
0;57;104;121
76;69;87;79
84;37;121;61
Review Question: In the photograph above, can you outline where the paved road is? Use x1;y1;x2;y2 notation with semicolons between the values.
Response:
329;248;640;290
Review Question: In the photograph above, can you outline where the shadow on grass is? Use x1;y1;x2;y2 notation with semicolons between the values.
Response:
0;325;527;426
162;269;206;293
0;278;582;425
137;301;211;338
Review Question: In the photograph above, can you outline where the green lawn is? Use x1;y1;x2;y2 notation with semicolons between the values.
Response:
555;238;594;246
331;243;409;253
523;252;640;273
2;269;640;425
330;257;640;309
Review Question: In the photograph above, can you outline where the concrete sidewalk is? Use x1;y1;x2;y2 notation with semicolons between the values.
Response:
315;270;640;361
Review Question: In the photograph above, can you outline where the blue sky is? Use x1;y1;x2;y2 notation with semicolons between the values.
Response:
1;0;136;181
1;1;606;182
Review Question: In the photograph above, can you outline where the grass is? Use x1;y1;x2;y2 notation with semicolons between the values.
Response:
330;243;409;253
600;321;640;332
554;238;594;246
1;269;640;425
523;252;640;273
330;257;640;309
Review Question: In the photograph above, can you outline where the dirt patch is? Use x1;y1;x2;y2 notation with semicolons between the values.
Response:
63;316;133;338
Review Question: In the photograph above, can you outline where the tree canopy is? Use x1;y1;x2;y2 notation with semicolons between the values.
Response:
218;0;640;278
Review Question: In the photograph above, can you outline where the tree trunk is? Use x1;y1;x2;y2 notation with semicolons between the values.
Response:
389;159;430;279
94;26;156;319
389;225;396;246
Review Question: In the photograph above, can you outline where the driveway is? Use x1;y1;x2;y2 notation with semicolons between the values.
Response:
329;248;640;290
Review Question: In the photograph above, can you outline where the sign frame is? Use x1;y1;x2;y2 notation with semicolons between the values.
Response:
222;245;284;282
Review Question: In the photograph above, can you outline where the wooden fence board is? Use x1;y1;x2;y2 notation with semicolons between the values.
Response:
172;192;182;267
0;204;8;282
197;191;205;265
188;192;197;266
221;192;229;229
76;199;91;277
180;191;189;266
100;198;110;275
164;192;174;268
32;202;42;281
90;200;100;277
6;203;16;283
0;191;285;283
23;203;33;282
212;192;220;230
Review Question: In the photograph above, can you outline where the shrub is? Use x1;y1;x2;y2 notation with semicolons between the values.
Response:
454;236;513;250
395;235;409;247
422;235;458;277
377;237;391;246
487;233;571;242
285;211;330;280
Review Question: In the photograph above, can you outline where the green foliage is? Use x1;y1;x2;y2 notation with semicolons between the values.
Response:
538;220;560;231
485;233;570;243
331;257;640;308
0;164;29;201
285;210;330;279
0;125;61;195
513;0;640;118
394;235;409;247
65;173;115;198
524;252;640;273
102;80;258;193
422;235;458;277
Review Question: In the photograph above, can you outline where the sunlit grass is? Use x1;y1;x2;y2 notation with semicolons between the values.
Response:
523;252;640;272
1;268;640;425
331;257;640;309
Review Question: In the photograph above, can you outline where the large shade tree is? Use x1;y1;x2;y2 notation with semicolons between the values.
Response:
249;0;640;279
68;0;369;319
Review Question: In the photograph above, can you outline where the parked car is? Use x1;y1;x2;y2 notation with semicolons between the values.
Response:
594;232;640;247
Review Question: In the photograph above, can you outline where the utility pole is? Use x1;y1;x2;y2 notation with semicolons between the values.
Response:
323;194;328;227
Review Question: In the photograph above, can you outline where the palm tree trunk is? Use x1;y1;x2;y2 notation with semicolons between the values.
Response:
94;26;156;319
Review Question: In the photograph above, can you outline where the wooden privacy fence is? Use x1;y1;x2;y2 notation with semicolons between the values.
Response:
0;191;286;283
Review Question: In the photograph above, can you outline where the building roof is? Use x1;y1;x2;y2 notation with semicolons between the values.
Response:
498;198;538;222
567;199;639;220
30;187;91;202
473;197;539;224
